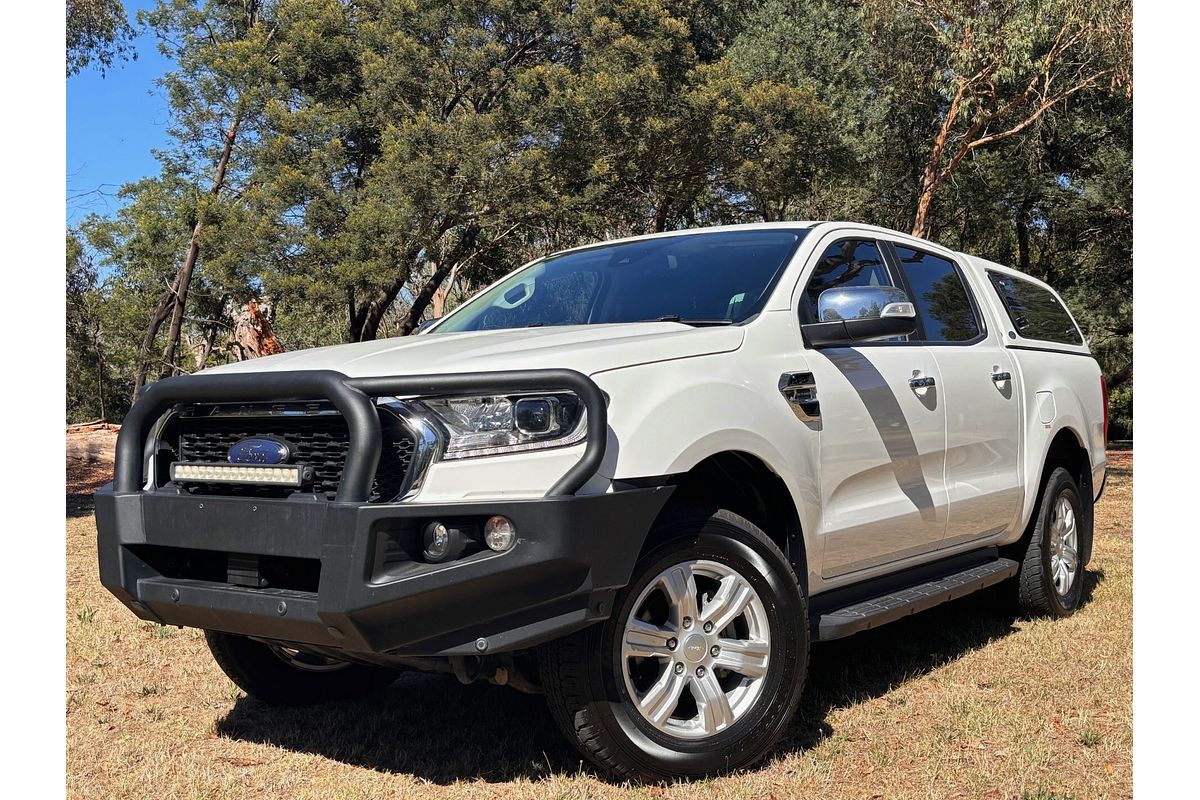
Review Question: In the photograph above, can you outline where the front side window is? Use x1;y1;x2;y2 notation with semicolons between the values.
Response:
988;272;1083;345
435;229;807;333
802;239;892;322
894;246;982;343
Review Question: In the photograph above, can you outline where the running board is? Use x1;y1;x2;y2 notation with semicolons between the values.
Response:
811;551;1019;642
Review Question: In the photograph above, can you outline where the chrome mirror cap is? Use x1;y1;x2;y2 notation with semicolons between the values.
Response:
817;285;911;322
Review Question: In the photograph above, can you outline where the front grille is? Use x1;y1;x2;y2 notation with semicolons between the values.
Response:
161;404;417;502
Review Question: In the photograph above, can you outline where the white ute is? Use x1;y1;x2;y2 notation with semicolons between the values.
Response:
98;221;1107;781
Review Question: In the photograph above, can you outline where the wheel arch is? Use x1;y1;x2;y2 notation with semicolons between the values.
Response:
647;450;809;593
1009;425;1095;566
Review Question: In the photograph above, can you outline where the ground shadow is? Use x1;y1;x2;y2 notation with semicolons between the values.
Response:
214;568;1105;784
782;568;1104;751
216;670;581;783
67;491;98;518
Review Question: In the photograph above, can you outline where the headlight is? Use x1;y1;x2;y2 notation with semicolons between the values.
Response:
417;392;587;459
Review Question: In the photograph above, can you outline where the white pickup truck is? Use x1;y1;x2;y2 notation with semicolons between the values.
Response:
97;221;1107;781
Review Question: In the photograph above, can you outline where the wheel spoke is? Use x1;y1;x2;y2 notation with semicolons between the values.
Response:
701;573;754;633
624;619;675;660
1055;560;1069;592
639;666;688;725
621;558;772;740
660;564;700;625
713;637;769;679
691;670;735;735
1062;543;1078;571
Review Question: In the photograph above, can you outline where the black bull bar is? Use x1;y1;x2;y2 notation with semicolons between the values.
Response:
113;367;609;500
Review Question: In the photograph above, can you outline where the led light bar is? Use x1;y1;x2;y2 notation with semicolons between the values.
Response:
170;462;307;487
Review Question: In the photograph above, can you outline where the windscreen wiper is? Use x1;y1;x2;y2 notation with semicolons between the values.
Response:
655;315;735;327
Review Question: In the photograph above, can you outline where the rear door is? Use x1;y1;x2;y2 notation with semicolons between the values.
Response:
796;235;949;578
886;244;1024;546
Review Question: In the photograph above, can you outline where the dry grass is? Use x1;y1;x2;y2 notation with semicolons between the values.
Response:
67;454;1132;799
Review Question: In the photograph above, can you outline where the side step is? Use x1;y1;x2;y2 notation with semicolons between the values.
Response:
811;550;1019;642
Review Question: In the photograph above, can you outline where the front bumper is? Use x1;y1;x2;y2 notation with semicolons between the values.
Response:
97;367;670;658
96;485;672;657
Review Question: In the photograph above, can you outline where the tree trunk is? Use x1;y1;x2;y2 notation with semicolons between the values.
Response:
158;110;242;378
1105;361;1132;392
431;262;461;319
131;276;182;402
1015;197;1034;273
397;224;481;336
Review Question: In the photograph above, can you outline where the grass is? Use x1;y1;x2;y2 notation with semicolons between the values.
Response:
66;453;1132;799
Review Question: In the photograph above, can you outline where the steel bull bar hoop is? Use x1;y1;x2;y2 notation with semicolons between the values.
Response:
113;368;609;500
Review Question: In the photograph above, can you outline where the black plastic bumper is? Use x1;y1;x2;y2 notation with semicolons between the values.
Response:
96;486;672;657
97;367;672;657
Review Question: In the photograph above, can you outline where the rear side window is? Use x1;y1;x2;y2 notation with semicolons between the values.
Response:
988;273;1083;345
893;246;981;342
802;239;892;322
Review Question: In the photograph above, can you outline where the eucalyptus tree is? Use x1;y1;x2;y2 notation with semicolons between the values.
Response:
67;0;138;76
864;0;1132;238
128;0;282;400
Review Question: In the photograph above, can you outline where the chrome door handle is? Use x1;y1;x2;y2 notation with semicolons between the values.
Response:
779;371;820;420
908;376;936;389
991;371;1012;382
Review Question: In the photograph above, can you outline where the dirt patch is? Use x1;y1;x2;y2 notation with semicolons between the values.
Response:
66;455;1133;799
67;427;117;516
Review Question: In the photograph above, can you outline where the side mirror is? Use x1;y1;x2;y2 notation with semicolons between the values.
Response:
413;316;442;334
801;286;917;347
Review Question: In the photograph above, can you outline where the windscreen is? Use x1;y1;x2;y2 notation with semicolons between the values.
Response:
434;229;807;333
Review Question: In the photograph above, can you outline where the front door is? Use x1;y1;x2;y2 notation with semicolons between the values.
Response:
796;237;950;579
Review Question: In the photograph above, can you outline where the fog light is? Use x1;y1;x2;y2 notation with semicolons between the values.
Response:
422;521;468;563
484;515;516;552
423;522;450;561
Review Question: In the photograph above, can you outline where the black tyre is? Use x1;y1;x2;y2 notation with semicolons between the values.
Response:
205;631;398;706
1017;466;1088;617
539;508;808;782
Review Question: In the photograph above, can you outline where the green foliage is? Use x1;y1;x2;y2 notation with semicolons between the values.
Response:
67;0;138;77
67;0;1133;436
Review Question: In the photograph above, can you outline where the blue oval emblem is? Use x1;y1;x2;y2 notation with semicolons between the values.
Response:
228;437;291;465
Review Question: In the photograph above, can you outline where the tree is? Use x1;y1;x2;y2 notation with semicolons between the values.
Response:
128;0;281;400
66;230;116;421
67;0;138;77
69;0;1133;434
863;0;1132;238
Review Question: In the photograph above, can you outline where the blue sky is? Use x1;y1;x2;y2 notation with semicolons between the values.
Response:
66;1;174;226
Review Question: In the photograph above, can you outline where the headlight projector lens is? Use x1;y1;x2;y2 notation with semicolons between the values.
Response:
484;516;517;552
514;397;557;435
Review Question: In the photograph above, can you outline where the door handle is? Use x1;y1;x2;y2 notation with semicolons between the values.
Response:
991;371;1012;382
779;372;820;420
908;376;936;389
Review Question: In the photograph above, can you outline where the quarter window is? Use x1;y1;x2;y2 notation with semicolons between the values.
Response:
894;246;981;342
988;272;1083;345
802;239;892;322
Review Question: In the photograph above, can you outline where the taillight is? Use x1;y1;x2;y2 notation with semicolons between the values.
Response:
1100;374;1109;445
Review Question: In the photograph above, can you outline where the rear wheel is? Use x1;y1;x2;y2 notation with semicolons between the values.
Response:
205;631;398;706
540;508;808;781
1017;466;1088;617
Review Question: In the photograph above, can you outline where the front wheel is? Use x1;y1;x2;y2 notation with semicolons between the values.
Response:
539;508;808;782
